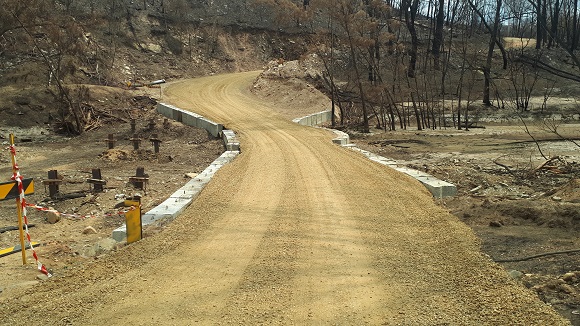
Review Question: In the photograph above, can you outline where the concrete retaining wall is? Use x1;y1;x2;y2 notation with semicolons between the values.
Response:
157;103;223;137
292;110;332;127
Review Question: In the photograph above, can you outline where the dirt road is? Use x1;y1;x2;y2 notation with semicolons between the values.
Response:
1;71;569;325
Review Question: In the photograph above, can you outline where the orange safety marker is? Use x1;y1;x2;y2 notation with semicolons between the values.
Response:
0;178;34;200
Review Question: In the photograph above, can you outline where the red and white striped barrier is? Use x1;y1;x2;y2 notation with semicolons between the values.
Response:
9;144;51;277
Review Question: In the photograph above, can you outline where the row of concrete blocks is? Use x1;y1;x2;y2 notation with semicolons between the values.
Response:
112;104;240;242
221;130;240;151
292;110;332;127
111;150;239;241
157;102;223;137
294;110;457;198
157;102;239;151
347;147;457;198
293;110;349;145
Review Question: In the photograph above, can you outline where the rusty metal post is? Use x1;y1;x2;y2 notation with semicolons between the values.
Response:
104;134;116;149
150;134;162;153
135;167;145;189
130;134;141;150
129;167;149;193
46;170;60;198
87;168;106;192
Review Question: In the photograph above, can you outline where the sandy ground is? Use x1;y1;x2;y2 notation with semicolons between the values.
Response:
0;71;569;325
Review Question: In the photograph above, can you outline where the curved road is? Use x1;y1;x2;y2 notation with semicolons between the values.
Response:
2;72;568;325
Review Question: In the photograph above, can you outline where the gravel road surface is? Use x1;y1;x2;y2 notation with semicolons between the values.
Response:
1;71;568;325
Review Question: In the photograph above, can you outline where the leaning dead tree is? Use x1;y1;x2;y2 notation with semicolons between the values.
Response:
10;9;87;134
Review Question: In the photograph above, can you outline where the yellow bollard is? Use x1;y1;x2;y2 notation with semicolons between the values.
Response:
124;199;142;244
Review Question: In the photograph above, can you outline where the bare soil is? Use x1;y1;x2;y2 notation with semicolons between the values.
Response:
354;123;580;324
0;87;224;299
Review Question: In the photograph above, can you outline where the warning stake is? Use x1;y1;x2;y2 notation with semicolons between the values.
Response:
0;178;34;201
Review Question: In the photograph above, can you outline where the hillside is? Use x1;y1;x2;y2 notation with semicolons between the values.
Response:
0;0;313;133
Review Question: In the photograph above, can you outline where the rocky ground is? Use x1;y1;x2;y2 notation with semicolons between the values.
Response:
354;123;580;324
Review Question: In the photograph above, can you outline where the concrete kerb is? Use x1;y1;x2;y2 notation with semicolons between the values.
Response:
157;103;223;137
222;130;240;151
111;104;239;242
293;110;457;198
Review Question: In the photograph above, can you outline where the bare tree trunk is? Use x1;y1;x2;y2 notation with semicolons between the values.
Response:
467;0;508;69
536;0;543;49
432;0;445;70
403;0;419;78
548;0;560;48
483;0;503;106
573;0;579;51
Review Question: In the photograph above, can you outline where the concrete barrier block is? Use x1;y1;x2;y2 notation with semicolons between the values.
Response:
394;167;432;179
169;186;200;199
222;130;240;151
156;103;172;117
112;225;127;242
173;109;184;122
325;111;332;122
345;145;457;199
332;137;347;145
371;157;398;166
313;114;319;125
416;177;457;198
197;118;209;131
182;112;201;128
197;118;223;137
226;142;240;151
141;196;192;225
